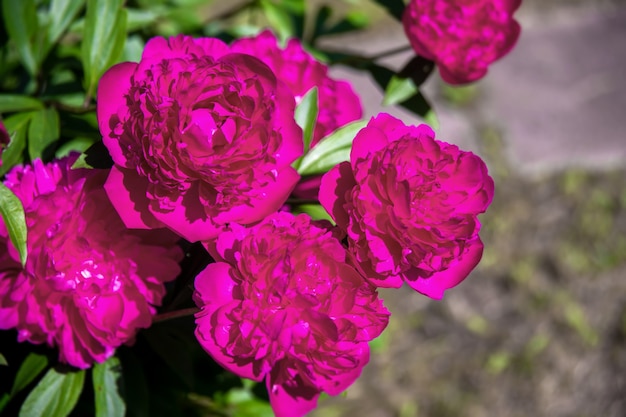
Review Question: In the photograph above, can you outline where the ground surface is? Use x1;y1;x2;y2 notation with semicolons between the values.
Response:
310;1;626;416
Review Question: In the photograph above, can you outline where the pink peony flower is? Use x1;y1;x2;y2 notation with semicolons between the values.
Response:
98;35;303;242
0;156;183;369
402;0;522;84
319;113;494;299
231;30;362;146
194;212;389;417
0;120;9;167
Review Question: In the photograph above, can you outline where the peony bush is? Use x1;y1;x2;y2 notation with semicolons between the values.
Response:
0;1;520;416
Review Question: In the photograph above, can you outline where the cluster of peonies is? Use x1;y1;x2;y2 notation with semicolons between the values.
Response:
0;3;508;412
403;0;522;84
0;156;183;368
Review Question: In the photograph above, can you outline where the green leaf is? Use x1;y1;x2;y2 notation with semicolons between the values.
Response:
0;353;7;366
371;0;406;21
0;183;28;267
292;204;333;223
70;140;113;169
0;95;44;114
423;109;439;130
28;108;60;160
82;0;127;98
260;0;295;44
232;399;274;417
292;87;318;169
11;354;48;397
297;120;367;176
1;112;34;176
0;394;10;414
383;75;418;106
93;356;126;417
48;0;86;49
55;137;95;158
19;368;85;417
2;0;39;76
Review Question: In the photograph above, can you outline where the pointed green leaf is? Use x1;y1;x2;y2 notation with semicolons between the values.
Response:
297;120;367;176
292;204;333;223
2;0;39;76
28;108;60;160
0;183;28;267
383;75;418;106
0;95;44;114
292;87;318;170
11;354;48;397
0;353;7;366
19;368;85;417
48;0;86;48
260;0;295;43
93;356;126;417
82;0;127;98
1;112;34;176
0;393;9;414
70;140;113;170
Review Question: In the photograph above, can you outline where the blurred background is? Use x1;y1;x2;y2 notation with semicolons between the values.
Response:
309;0;626;416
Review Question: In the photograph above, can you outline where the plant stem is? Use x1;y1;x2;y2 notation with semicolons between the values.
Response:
153;307;200;323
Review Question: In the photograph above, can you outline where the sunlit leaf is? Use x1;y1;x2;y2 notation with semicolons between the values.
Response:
0;183;28;267
297;120;367;176
11;354;48;397
292;87;318;170
28;108;60;160
93;356;126;417
19;368;85;417
383;75;418;106
292;204;334;223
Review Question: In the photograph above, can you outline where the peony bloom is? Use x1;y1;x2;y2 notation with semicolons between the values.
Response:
98;35;303;242
194;212;389;417
402;0;522;84
0;156;183;369
319;113;494;299
0;120;8;166
231;30;362;146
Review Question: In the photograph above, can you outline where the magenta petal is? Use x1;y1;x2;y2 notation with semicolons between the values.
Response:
104;166;164;230
406;238;484;299
214;168;300;225
97;62;136;168
150;200;221;243
350;124;389;169
319;162;354;230
267;378;320;417
193;263;237;307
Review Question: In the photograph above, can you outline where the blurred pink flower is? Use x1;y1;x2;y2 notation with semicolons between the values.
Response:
231;30;362;146
0;120;9;167
0;156;183;369
402;0;522;84
319;113;494;299
194;212;389;417
98;35;303;242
